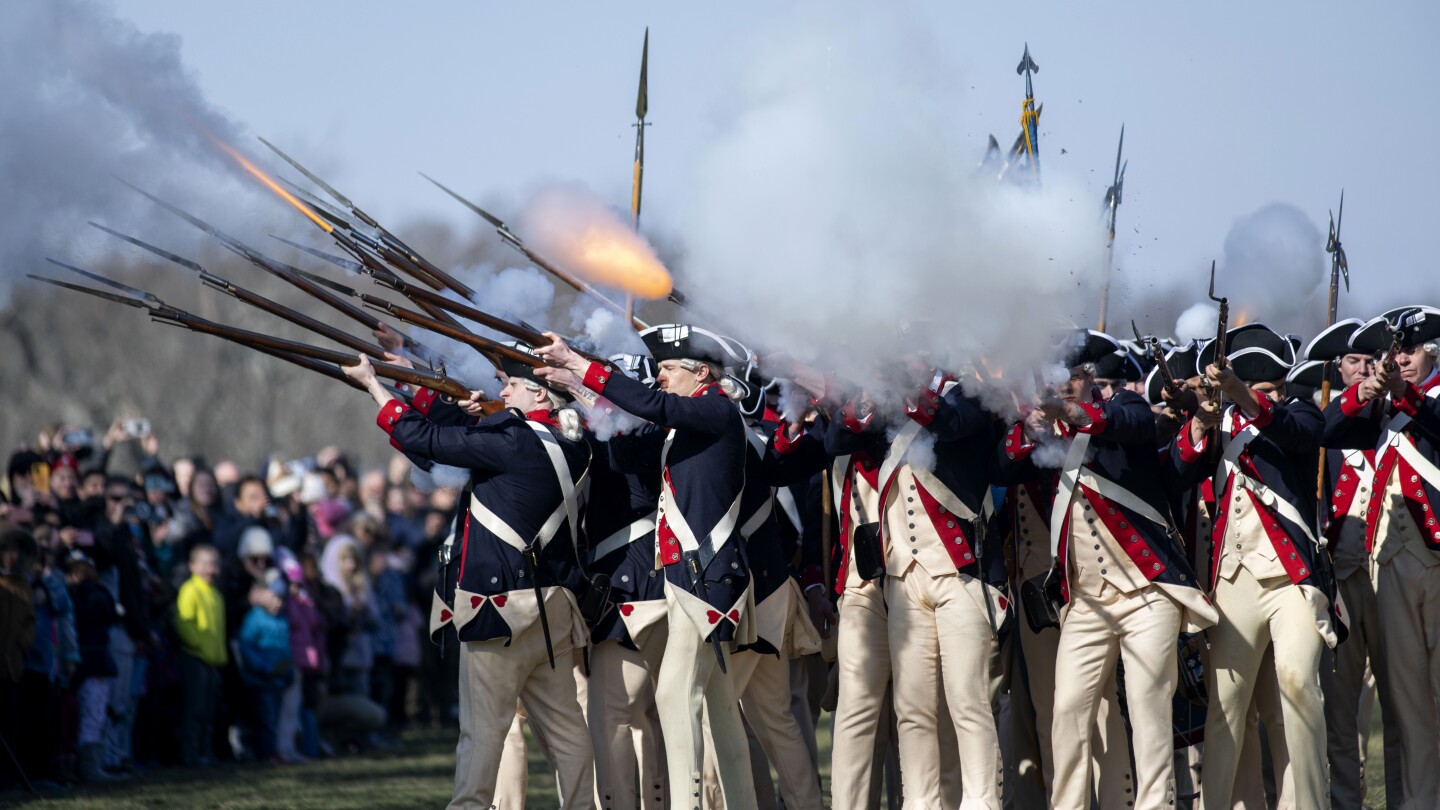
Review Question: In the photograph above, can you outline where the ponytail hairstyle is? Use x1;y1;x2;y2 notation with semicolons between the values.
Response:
522;380;585;441
677;358;743;401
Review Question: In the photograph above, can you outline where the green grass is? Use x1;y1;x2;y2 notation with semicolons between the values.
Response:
0;707;1389;809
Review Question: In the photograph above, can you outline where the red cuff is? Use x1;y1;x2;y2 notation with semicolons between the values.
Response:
905;388;940;427
1073;401;1108;435
582;361;615;394
840;401;873;433
377;399;412;437
1250;388;1276;428
1176;423;1208;463
773;422;803;455
1339;383;1367;418
412;387;440;417
1002;422;1034;461
1394;382;1425;417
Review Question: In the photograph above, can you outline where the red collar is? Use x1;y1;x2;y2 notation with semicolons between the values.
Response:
524;409;560;427
1420;369;1440;393
691;383;721;398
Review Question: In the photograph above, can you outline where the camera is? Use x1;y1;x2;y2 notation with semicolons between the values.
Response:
60;428;95;450
122;418;151;439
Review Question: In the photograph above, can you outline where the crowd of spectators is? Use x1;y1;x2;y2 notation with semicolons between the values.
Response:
0;419;462;793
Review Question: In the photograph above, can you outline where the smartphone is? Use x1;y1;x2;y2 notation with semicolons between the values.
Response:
123;418;151;439
61;428;95;449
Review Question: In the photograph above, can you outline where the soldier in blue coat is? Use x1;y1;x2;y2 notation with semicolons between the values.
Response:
1170;324;1334;809
537;324;758;810
997;329;1215;810
345;347;595;810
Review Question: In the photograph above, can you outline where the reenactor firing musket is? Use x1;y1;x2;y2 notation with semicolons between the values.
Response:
83;224;400;361
27;274;483;403
419;172;650;331
257;138;480;302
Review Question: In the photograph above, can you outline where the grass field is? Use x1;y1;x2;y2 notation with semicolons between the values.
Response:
1;708;1388;809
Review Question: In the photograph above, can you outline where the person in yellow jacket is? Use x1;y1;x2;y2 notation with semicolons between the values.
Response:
175;544;226;766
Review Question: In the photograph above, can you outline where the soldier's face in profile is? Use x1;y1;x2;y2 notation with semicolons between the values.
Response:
1337;353;1374;387
657;360;703;397
499;376;550;412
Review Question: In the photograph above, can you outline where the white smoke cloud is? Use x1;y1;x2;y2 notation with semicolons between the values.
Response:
1175;303;1218;342
411;462;469;494
1216;203;1325;330
676;5;1108;421
0;0;262;305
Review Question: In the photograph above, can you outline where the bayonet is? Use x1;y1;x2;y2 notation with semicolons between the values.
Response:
269;235;364;274
44;257;161;305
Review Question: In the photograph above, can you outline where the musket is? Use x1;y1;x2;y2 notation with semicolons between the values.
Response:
268;232;474;334
257;137;480;300
83;224;397;361
1131;321;1185;397
117;180;415;342
1097;126;1126;332
28;274;485;403
419;172;650;331
278;262;605;364
1016;44;1041;182
1208;261;1229;373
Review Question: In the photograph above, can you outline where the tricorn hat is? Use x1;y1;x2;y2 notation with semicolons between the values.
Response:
1197;323;1296;382
1059;329;1122;369
608;352;658;387
1285;359;1332;389
1093;350;1144;382
1348;306;1440;354
639;323;750;370
1303;318;1365;362
501;341;573;402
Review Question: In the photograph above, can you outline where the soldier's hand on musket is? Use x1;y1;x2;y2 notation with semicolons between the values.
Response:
342;353;379;387
457;390;491;416
1357;368;1389;403
1023;405;1053;441
383;352;414;370
1382;365;1408;399
1204;363;1243;396
533;332;587;376
805;586;837;639
373;323;405;353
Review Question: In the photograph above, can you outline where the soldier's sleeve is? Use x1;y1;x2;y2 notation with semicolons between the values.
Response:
579;361;734;433
1086;391;1156;446
377;399;515;473
1322;386;1381;450
1393;382;1440;443
910;386;991;442
1254;396;1323;454
766;419;831;486
993;421;1042;485
1167;419;1216;491
409;387;475;427
823;397;880;455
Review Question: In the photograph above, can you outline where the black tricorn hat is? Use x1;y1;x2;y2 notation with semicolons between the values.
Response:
1144;340;1201;405
1118;339;1157;375
1197;323;1296;379
1349;306;1440;354
1285;359;1334;389
500;342;573;402
639;323;750;369
1303;318;1365;362
1060;329;1122;369
1093;350;1144;382
735;365;777;418
1199;323;1296;383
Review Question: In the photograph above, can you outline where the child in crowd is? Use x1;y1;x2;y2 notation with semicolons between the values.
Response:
68;548;123;783
276;548;324;762
237;568;293;763
174;544;226;766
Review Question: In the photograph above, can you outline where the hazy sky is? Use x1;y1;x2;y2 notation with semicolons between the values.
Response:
29;1;1440;324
